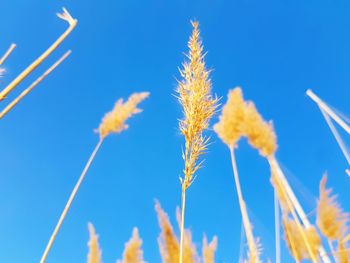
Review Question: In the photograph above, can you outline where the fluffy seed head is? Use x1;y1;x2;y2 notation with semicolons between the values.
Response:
117;228;145;263
177;21;218;189
283;218;321;261
317;174;349;240
243;102;277;157
87;223;102;263
214;87;246;147
202;235;218;263
97;92;149;139
338;240;350;263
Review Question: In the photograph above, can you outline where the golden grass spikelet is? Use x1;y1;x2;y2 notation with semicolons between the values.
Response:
338;240;350;263
155;201;180;263
243;238;262;263
87;223;102;263
117;228;145;263
214;87;246;147
177;21;218;189
98;92;150;139
243;102;277;157
317;174;349;240
282;218;321;261
202;235;218;263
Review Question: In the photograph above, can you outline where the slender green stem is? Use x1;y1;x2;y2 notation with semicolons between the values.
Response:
40;138;103;263
179;185;186;263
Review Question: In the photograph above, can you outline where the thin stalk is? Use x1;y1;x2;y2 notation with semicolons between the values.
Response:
0;8;77;101
269;157;332;263
0;43;16;66
306;89;350;135
40;138;104;263
327;240;337;263
320;108;350;166
274;190;281;263
179;185;186;263
272;163;318;262
229;146;258;261
0;50;71;119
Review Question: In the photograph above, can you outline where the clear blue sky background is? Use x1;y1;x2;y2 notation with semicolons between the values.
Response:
0;0;350;262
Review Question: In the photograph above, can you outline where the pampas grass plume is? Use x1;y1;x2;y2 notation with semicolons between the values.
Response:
88;223;102;263
117;228;145;263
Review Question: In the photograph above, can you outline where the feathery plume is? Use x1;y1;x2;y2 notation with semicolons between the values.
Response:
117;228;145;263
177;21;217;189
317;174;348;240
283;218;320;261
177;21;217;263
243;102;277;157
87;223;102;263
338;240;350;263
243;238;262;263
213;87;246;148
155;201;180;263
98;92;149;139
202;235;218;263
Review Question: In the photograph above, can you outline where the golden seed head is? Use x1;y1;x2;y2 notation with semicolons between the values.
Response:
97;92;149;139
338;239;350;263
214;87;246;147
202;235;218;263
118;228;145;263
243;102;277;157
177;21;218;189
155;201;180;263
87;223;102;263
317;174;349;240
283;218;321;261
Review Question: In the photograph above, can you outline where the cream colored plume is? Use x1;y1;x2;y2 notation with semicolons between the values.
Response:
98;92;150;139
117;228;145;263
87;223;102;263
202;235;218;263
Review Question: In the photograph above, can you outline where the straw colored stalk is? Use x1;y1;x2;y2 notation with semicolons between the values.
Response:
87;223;102;263
202;235;218;263
0;50;71;119
271;168;320;262
0;43;16;66
117;228;145;263
177;21;217;263
0;8;77;101
155;201;200;263
39;92;149;263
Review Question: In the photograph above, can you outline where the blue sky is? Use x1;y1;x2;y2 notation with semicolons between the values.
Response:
0;0;350;262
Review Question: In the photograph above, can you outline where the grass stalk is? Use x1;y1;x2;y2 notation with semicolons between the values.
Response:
229;146;258;261
269;157;332;263
179;185;186;263
0;8;77;101
40;138;104;263
274;190;281;263
0;50;71;119
327;239;337;262
283;217;300;263
0;43;16;66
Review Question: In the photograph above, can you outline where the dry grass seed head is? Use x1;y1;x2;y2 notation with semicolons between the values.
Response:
214;87;246;148
243;238;262;263
338;240;350;263
202;235;218;263
317;174;349;240
243;102;277;157
155;201;180;263
87;223;102;263
117;228;145;263
283;218;321;261
177;21;218;189
98;92;149;139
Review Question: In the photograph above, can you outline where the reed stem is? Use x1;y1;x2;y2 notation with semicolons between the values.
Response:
229;146;258;261
0;43;16;66
0;8;77;101
40;138;103;263
0;50;71;119
179;185;186;263
274;190;281;263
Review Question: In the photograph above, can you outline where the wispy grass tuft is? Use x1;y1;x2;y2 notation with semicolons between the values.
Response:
87;223;102;263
